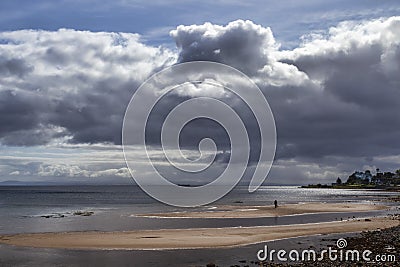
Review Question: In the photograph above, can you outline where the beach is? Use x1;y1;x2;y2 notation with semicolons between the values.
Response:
136;202;387;218
1;217;397;250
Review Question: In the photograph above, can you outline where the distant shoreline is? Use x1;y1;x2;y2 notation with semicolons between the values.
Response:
301;184;400;191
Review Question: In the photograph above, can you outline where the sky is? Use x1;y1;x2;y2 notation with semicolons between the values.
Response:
1;0;400;185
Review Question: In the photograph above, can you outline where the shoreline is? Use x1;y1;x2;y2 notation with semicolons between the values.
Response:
300;184;400;190
135;202;388;219
1;217;398;250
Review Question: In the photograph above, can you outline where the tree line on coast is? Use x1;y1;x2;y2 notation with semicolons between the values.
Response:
303;168;400;189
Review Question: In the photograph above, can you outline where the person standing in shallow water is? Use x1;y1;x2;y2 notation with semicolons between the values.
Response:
274;200;278;208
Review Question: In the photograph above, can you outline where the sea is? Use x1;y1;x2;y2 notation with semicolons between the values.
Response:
0;185;398;266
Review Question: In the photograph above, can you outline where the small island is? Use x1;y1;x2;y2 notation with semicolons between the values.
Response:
302;168;400;190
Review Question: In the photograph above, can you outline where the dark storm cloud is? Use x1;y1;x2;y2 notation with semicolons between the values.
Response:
170;20;276;74
48;77;138;144
0;89;58;145
272;17;400;160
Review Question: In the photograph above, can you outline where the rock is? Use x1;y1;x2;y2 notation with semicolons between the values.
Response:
73;211;94;216
40;213;67;218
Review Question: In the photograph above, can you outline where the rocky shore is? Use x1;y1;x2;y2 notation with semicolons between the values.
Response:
39;210;94;218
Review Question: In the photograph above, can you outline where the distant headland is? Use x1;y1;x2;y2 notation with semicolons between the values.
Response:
302;168;400;190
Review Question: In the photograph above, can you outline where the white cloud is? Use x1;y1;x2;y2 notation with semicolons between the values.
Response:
279;16;400;78
37;164;131;178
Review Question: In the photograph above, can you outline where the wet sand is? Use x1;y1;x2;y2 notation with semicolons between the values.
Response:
135;202;387;218
0;217;397;250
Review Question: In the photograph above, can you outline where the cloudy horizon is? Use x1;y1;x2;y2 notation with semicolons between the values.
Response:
1;1;400;186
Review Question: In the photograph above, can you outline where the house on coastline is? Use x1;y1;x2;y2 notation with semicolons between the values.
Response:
345;169;400;186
